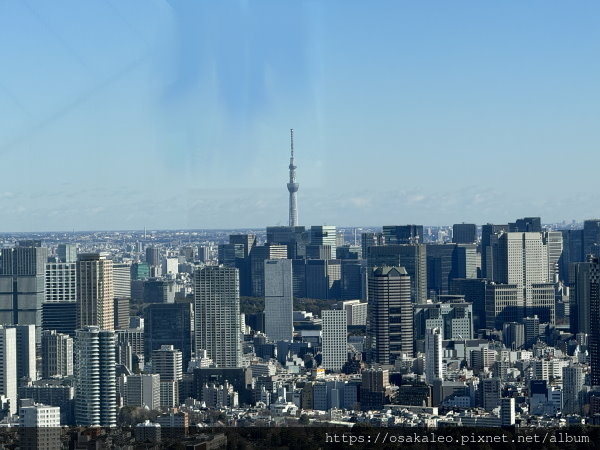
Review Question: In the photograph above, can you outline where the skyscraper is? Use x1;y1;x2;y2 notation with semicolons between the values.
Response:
194;266;242;368
0;243;47;333
144;302;193;369
264;259;293;342
57;244;77;263
480;223;508;279
41;330;73;379
321;310;347;372
76;253;114;330
113;263;132;298
452;223;477;244
367;244;427;304
367;266;413;364
0;327;17;415
152;345;183;407
45;262;77;303
287;128;299;227
310;226;337;259
425;327;443;383
74;326;117;426
382;225;424;244
495;232;555;322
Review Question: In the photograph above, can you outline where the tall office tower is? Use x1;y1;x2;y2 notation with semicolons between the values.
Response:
367;267;413;364
453;244;478;279
264;259;293;342
74;326;117;426
304;259;342;299
113;263;132;298
591;261;600;387
120;373;161;410
45;262;77;302
0;327;16;414
340;260;363;300
562;364;586;414
229;234;256;258
161;257;179;277
41;330;73;378
42;301;77;336
194;266;242;368
543;231;563;281
449;278;488;331
143;278;175;304
12;324;36;381
249;244;287;297
114;297;130;329
152;345;183;407
571;256;600;385
321;310;347;372
130;262;150;281
76;253;114;330
0;243;47;334
584;219;600;257
57;244;77;263
414;301;473;340
144;303;193;369
496;232;554;321
523;315;541;349
503;322;525;350
485;283;521;329
145;247;161;267
509;217;542;232
361;232;385;260
310;226;337;259
426;243;456;297
452;224;477;244
287;128;299;227
481;378;501;410
218;243;244;267
500;397;516;426
367;244;427;304
305;244;334;260
382;225;424;244
266;226;307;259
19;400;61;450
197;245;211;263
425;327;443;383
480;224;508;279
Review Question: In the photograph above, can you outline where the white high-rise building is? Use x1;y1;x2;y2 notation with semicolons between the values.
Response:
543;231;563;281
194;266;241;368
340;300;368;326
310;225;337;259
497;232;555;324
121;373;161;410
0;326;17;414
264;259;293;342
152;345;183;407
74;326;117;426
19;400;61;450
76;253;114;330
112;263;132;298
162;257;179;276
500;397;516;426
425;327;443;383
45;262;77;302
321;310;347;372
41;330;73;378
12;324;37;381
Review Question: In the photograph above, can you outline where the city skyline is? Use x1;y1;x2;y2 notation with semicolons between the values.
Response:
2;2;600;230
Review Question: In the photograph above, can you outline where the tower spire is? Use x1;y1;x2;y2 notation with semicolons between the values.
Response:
287;128;299;227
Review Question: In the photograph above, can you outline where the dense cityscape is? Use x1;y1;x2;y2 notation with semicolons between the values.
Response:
0;134;596;449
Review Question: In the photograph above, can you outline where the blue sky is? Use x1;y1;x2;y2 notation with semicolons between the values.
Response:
1;1;599;231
